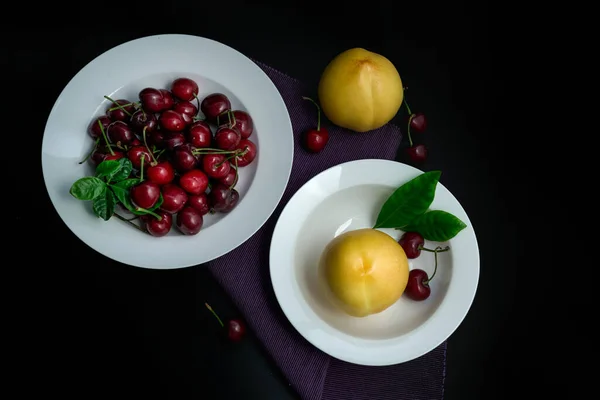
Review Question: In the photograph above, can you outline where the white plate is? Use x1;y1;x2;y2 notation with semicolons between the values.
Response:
269;159;479;366
42;34;293;269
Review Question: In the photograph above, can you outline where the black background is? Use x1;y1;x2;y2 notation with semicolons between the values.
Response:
7;1;567;399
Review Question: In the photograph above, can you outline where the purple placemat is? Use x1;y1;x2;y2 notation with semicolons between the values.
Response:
207;60;447;400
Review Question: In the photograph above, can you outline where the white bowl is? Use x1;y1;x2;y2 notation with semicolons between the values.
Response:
269;159;480;365
42;34;294;269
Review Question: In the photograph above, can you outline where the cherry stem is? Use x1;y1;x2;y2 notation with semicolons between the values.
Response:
108;102;134;111
302;96;321;131
192;147;239;156
138;207;161;220
104;95;133;117
418;245;450;253
404;99;412;115
142;127;158;164
205;302;224;327
139;155;145;181
423;246;449;284
230;158;239;190
113;212;148;233
217;110;236;128
99;121;115;155
216;148;247;168
155;149;166;159
407;115;414;147
79;138;100;164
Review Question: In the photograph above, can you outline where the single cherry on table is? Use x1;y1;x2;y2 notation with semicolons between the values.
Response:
403;98;428;163
301;96;329;153
205;302;246;342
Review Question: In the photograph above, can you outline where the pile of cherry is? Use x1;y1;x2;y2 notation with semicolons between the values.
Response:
85;77;257;237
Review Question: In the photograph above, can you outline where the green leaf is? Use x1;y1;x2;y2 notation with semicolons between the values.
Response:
112;178;140;190
110;183;137;214
148;193;163;212
69;177;107;200
111;158;133;182
95;158;133;183
92;188;116;221
95;160;122;181
373;170;442;229
402;210;467;242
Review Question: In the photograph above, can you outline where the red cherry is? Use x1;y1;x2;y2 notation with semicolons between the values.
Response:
404;246;450;301
405;269;432;301
301;97;328;153
406;144;427;163
146;161;175;185
303;128;329;153
227;319;246;342
143;210;173;237
179;169;209;195
398;232;425;259
205;303;246;342
188;120;213;148
410;112;428;133
233;139;257;167
171;77;199;102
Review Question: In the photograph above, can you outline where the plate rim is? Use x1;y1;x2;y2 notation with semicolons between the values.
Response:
41;34;294;269
269;158;480;366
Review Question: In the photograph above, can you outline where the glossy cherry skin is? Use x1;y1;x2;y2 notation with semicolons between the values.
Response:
88;116;112;139
143;211;173;237
147;130;165;148
303;128;329;153
106;99;136;122
130;181;161;210
139;88;165;113
406;144;427;163
159;183;188;214
200;93;231;123
231;110;253;139
146;161;175;185
130;110;157;134
404;269;431;301
171;77;199;102
107;121;134;145
179;169;209;195
127;145;153;169
105;152;125;161
162;132;186;150
171;146;198;172
159;89;175;110
214;126;241;150
176;206;203;235
234;139;257;167
227;319;246;341
209;183;233;212
398;232;425;259
202;154;230;179
173;101;198;125
187;193;210;215
217;165;237;187
410;113;427;133
188;121;213;148
219;189;239;213
159;110;186;132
